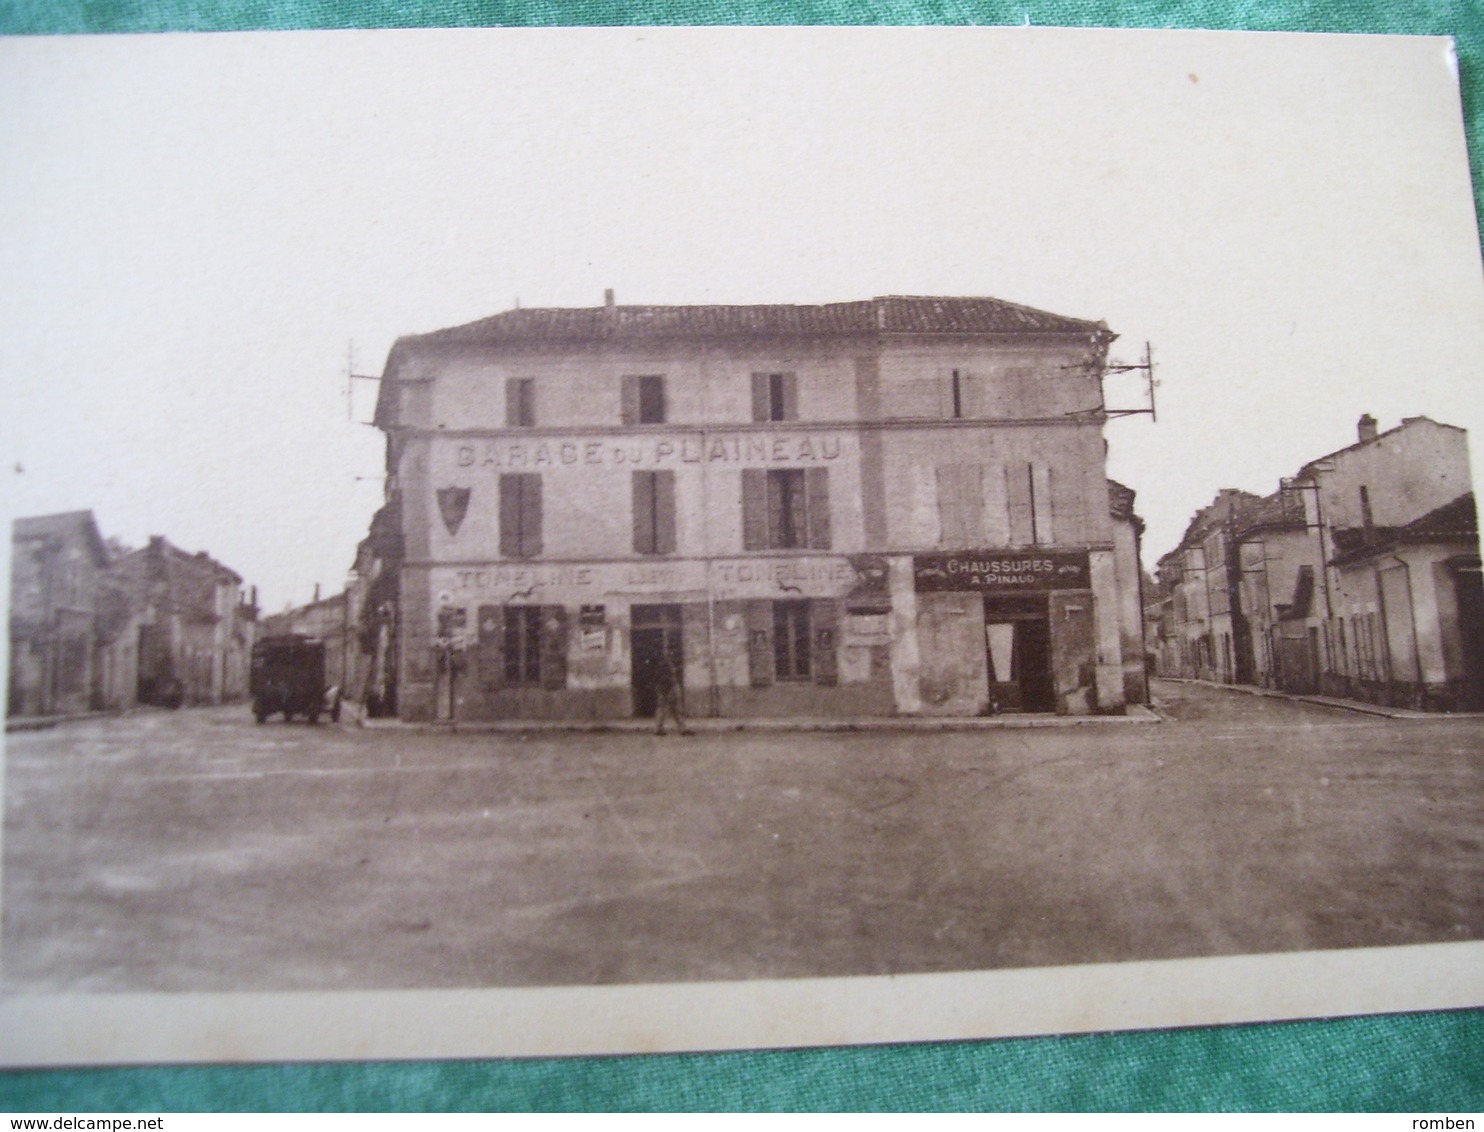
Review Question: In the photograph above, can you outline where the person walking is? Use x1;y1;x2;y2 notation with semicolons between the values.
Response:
653;651;690;736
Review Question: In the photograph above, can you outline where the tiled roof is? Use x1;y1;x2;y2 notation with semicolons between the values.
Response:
1107;479;1139;523
1329;492;1477;566
1233;490;1306;538
404;295;1111;348
1403;492;1478;542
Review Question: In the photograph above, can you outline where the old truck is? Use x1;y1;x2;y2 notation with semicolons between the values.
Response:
250;634;340;724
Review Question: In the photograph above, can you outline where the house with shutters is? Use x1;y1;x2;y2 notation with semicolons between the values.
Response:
1151;415;1482;711
364;293;1147;722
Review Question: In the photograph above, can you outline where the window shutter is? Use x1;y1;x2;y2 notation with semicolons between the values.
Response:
741;469;768;550
812;598;839;686
499;476;522;558
750;373;770;422
520;475;543;557
540;605;568;691
936;466;964;546
1006;463;1034;545
632;471;656;554
805;467;831;550
655;470;677;554
746;599;774;686
476;604;505;691
621;375;640;426
781;373;799;421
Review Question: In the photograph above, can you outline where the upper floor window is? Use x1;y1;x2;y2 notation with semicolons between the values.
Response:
741;467;831;550
506;378;536;427
622;374;666;425
751;372;798;422
499;473;542;558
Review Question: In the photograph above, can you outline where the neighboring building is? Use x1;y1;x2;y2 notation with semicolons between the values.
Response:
110;536;255;707
8;511;111;717
1153;415;1483;711
362;293;1148;722
1153;489;1263;685
260;587;358;698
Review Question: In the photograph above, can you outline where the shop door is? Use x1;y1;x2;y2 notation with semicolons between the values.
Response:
631;604;683;718
983;594;1055;714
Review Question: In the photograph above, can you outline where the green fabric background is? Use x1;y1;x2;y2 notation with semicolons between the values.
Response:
1;0;1482;1112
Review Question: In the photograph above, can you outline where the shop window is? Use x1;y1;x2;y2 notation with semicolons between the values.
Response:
498;605;568;689
499;473;542;558
621;374;666;424
741;468;831;550
751;372;798;422
773;600;812;680
506;378;536;427
633;470;677;555
745;598;839;687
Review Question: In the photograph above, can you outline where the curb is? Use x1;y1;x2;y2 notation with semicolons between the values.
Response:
1158;678;1481;721
355;705;1163;735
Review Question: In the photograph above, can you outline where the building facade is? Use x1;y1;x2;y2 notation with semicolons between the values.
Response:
110;536;256;707
1153;415;1482;711
8;511;111;717
365;295;1147;722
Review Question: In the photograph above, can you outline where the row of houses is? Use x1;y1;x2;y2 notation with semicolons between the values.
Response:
7;511;258;718
1150;415;1483;712
346;292;1151;723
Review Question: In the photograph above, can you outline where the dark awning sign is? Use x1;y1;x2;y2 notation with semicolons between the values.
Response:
913;551;1091;592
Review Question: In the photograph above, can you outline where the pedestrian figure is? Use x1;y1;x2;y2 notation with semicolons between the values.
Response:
653;652;689;735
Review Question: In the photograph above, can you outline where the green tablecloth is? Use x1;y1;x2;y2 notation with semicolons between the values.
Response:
1;0;1481;1111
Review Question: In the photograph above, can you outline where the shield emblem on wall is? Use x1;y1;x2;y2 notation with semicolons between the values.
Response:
436;487;471;536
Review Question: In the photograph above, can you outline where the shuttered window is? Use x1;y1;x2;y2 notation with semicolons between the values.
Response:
936;465;985;547
632;470;677;555
499;474;542;558
621;375;666;424
750;372;798;422
741;468;831;550
506;378;536;427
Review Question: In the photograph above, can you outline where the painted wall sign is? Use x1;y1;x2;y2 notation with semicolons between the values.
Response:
442;555;879;602
451;432;846;471
913;551;1091;592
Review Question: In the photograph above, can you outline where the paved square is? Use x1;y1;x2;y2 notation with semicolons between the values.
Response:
4;681;1481;992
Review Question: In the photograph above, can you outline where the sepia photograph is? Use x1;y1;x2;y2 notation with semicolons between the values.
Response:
1;25;1482;1064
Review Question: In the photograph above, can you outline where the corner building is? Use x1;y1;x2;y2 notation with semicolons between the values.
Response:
371;295;1145;722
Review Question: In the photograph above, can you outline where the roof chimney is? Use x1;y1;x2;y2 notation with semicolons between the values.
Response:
1357;413;1378;442
604;289;615;308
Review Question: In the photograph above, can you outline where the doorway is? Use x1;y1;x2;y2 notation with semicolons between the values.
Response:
983;593;1055;713
631;603;683;718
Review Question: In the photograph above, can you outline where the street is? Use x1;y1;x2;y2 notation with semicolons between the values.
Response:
3;680;1482;993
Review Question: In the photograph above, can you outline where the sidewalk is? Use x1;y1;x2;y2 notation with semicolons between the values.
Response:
356;703;1163;734
1160;677;1484;720
5;708;124;733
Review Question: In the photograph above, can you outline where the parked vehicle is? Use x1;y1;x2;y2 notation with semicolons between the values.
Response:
250;635;338;724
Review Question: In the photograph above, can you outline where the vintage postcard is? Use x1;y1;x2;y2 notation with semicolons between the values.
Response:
1;26;1481;1065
